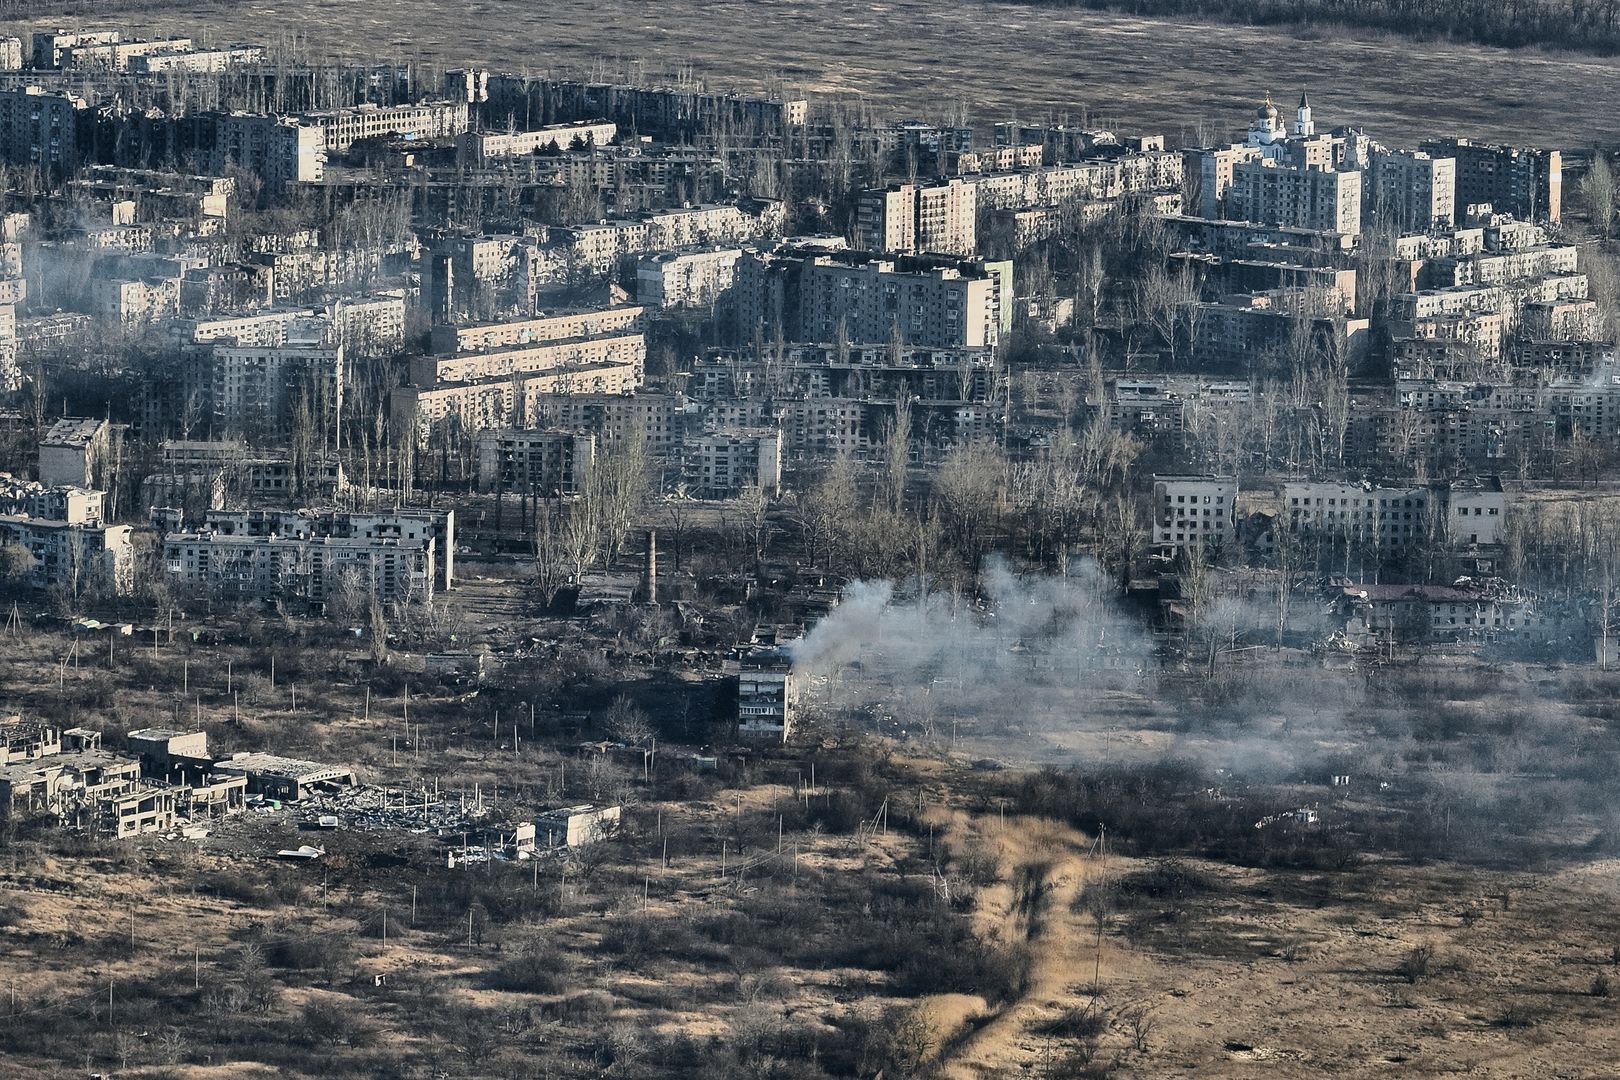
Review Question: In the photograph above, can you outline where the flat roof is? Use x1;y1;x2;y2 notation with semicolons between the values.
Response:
40;417;106;447
217;752;353;781
537;803;617;819
126;727;197;740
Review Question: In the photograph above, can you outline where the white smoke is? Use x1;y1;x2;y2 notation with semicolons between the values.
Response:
788;558;1361;776
789;558;1152;742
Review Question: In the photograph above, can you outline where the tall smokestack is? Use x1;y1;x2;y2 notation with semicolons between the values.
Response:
643;529;658;604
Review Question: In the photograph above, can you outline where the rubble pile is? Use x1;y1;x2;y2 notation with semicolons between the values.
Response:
298;785;493;835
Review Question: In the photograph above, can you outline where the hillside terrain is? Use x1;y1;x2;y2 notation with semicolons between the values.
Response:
4;0;1618;144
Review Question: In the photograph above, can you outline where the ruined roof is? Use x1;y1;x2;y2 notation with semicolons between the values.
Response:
1338;583;1487;603
215;752;353;783
40;417;108;448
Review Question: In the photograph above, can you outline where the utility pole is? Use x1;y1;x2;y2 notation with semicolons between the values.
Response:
1093;824;1107;991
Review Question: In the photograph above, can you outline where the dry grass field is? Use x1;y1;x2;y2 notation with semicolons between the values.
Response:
6;0;1620;145
3;580;1620;1077
5;754;1620;1078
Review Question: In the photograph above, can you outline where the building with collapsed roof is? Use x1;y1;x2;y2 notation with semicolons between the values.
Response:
37;417;109;489
535;804;620;847
1326;579;1564;645
214;752;356;801
0;748;160;836
0;722;246;835
0;716;61;764
0;474;104;524
730;648;801;743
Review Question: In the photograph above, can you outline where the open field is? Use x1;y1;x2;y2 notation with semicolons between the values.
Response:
4;561;1620;1076
5;0;1620;145
6;743;1620;1078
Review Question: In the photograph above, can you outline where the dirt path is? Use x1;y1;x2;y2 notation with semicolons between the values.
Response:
917;809;1120;1077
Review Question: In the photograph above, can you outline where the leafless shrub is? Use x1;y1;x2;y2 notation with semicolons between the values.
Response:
1398;944;1436;984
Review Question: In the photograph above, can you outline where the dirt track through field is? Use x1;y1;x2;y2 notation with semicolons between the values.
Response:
923;809;1116;1076
6;0;1618;145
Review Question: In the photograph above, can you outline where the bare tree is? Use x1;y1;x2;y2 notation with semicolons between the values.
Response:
1180;543;1251;679
1582;153;1616;239
932;441;1006;572
881;395;912;515
603;694;654;746
798;450;860;574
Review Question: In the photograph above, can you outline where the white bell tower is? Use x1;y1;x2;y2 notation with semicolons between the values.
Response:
1293;91;1315;138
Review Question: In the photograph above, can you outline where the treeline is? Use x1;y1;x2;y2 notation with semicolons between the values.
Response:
1027;0;1620;54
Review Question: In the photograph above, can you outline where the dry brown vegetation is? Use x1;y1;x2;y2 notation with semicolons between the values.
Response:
3;0;1619;145
4;576;1620;1076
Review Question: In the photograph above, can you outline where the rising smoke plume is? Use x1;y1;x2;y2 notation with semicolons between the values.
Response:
789;558;1354;776
790;559;1151;746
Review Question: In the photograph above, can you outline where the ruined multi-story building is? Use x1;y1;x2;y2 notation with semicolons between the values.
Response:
1420;138;1561;222
474;430;596;494
730;247;1012;349
856;178;978;256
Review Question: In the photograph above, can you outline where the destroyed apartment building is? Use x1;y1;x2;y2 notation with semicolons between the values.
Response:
728;642;802;743
0;717;364;837
0;719;247;837
161;507;455;608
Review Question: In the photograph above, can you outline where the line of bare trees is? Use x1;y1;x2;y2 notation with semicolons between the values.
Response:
1027;0;1620;54
531;428;651;603
790;415;1144;591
